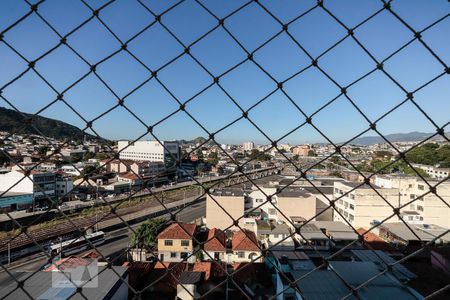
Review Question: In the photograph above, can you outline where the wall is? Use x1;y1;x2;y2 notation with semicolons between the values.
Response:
206;194;244;230
277;195;317;225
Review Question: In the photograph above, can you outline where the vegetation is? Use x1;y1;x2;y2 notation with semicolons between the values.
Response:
131;218;166;249
248;149;271;161
405;143;450;168
0;106;105;142
207;151;219;165
308;149;316;157
356;160;428;177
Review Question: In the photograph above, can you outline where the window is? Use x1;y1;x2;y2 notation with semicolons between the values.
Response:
408;216;414;221
418;185;424;190
410;194;416;200
214;252;220;260
410;204;415;210
181;240;190;247
273;234;279;238
417;205;424;212
349;204;354;210
349;194;355;200
170;252;176;258
164;240;173;246
349;214;354;222
237;252;245;258
180;252;189;259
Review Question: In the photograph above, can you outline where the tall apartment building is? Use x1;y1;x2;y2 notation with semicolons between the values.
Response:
242;141;254;151
334;177;450;229
117;141;180;170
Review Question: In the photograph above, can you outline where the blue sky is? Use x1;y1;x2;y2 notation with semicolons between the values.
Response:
0;0;449;144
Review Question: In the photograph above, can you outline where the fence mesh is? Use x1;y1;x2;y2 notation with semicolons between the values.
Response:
0;0;449;299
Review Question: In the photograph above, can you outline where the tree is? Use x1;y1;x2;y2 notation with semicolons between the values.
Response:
307;150;316;157
207;151;219;165
293;154;299;161
131;218;166;249
196;149;204;161
37;145;49;156
374;150;392;158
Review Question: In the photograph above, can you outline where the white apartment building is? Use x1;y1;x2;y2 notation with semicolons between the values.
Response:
333;181;400;228
242;141;254;151
412;164;450;180
118;140;180;169
375;175;450;228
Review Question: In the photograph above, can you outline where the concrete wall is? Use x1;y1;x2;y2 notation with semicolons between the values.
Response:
277;195;317;225
206;194;244;230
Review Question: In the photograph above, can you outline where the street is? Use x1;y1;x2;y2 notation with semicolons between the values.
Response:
0;201;205;287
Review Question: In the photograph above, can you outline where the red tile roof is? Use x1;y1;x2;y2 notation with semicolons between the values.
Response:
118;172;140;180
232;229;260;251
357;228;395;251
157;223;197;240
44;256;92;271
193;261;227;281
204;228;226;252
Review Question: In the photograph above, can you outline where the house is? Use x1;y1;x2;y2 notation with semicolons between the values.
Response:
157;223;197;263
256;220;295;250
202;228;226;261
230;229;262;263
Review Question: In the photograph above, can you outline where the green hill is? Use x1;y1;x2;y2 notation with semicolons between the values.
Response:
0;106;103;142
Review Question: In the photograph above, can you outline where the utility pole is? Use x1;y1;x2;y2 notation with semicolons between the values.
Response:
7;243;10;266
59;236;63;261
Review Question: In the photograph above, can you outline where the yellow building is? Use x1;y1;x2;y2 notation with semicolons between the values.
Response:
157;223;197;263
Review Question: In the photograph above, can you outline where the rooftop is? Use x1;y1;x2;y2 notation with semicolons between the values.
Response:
232;229;260;252
157;223;197;240
203;228;226;252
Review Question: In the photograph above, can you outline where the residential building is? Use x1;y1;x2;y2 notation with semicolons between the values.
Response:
242;141;254;151
256;220;295;250
117;140;180;170
378;222;450;247
230;229;262;263
276;189;317;225
333;181;400;228
157;223;197;263
206;188;245;230
202;228;226;261
55;174;74;199
412;164;450;179
375;175;450;228
291;145;310;156
106;159;166;177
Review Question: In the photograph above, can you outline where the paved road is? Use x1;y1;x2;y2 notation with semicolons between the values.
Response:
0;201;206;287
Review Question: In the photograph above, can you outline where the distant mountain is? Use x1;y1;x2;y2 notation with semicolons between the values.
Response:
349;131;447;145
0;106;104;142
178;136;213;145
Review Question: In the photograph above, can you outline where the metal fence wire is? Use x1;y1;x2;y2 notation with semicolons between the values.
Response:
0;0;449;299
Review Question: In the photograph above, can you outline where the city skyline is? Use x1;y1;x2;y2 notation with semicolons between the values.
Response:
1;0;449;145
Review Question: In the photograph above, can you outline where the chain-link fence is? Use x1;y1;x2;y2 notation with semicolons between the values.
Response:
0;0;449;299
